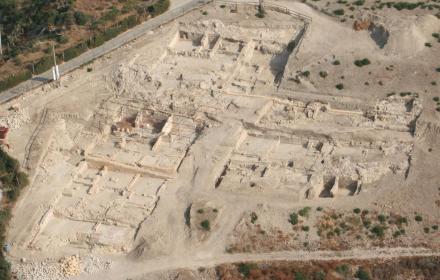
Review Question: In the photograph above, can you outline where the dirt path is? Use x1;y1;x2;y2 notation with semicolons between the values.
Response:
76;247;440;279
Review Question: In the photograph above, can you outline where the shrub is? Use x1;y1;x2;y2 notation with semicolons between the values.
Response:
400;91;412;97
220;4;226;8
121;4;133;14
0;257;11;280
415;215;423;222
104;26;124;40
298;207;311;217
397;216;408;225
12;58;22;66
102;7;120;22
237;263;257;278
301;70;310;77
433;33;440;39
250;212;258;224
370;225;386;237
197;209;204;214
425;42;432;47
378;214;386;223
332;60;341;65
289;212;299;225
33;56;53;74
148;0;170;17
353;0;365;5
436;67;440;72
74;11;89;25
353;208;361;214
301;225;310;231
424;227;430;233
88;33;107;48
64;43;88;61
336;264;350;276
316;207;323;211
319;71;327;78
56;35;69;44
355;267;371;280
335;83;344;90
200;220;210;231
354;58;371;67
314;271;326;280
363;219;371;228
333;8;345;15
393;2;420;10
201;10;208;15
432;225;438;230
295;272;307;280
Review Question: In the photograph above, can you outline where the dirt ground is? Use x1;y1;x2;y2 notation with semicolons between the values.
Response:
1;0;439;279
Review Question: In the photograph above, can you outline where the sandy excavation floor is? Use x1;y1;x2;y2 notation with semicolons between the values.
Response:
1;0;440;279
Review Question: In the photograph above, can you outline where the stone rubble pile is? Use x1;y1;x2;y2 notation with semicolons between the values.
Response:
12;260;67;280
0;109;31;129
60;255;81;277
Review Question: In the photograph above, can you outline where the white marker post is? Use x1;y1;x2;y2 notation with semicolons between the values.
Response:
55;65;60;80
52;44;60;82
52;67;57;81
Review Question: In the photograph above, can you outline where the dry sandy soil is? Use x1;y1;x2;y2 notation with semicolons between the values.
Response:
1;0;440;279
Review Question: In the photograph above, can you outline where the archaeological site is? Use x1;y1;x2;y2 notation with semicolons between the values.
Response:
0;0;439;279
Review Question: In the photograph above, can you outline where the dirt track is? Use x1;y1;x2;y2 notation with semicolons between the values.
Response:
76;247;440;279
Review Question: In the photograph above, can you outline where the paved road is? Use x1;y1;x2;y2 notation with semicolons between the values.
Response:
0;0;210;104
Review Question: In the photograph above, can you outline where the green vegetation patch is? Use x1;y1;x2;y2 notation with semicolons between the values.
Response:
355;267;371;280
298;207;312;218
289;212;299;225
200;220;211;231
333;8;345;15
250;212;258;224
354;58;371;67
0;149;29;278
353;0;365;6
237;263;257;278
